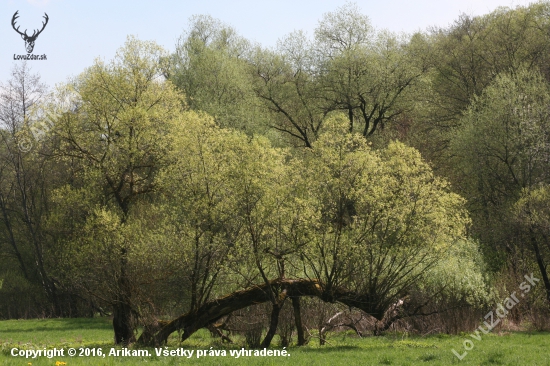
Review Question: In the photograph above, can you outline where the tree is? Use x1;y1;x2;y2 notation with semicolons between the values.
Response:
0;63;63;316
138;110;315;346
300;115;475;328
250;3;427;146
317;30;426;137
170;15;270;136
515;185;550;304
314;2;373;57
50;36;186;344
140;114;486;346
428;3;550;128
249;31;325;147
231;130;314;347
316;3;429;138
451;66;550;279
404;3;550;175
159;111;260;315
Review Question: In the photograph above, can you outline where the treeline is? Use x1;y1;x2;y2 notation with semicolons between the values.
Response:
0;2;549;346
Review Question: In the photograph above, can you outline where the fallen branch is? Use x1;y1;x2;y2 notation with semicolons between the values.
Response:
138;278;380;346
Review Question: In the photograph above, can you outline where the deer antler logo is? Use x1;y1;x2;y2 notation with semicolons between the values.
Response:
12;11;49;54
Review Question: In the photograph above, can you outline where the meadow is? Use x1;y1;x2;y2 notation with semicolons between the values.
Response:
1;318;550;365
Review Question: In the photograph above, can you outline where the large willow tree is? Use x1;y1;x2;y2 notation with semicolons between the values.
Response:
49;36;186;345
140;114;488;346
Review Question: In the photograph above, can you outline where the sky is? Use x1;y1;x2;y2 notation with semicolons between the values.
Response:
0;0;539;88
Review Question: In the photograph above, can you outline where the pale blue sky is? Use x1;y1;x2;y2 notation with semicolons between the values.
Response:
1;0;538;87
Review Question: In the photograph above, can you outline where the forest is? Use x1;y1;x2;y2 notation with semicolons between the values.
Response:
1;1;550;350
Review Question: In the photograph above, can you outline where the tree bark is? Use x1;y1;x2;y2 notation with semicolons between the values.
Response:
530;228;550;304
260;301;284;348
292;296;306;346
0;194;29;280
113;301;135;345
138;278;380;347
112;248;136;345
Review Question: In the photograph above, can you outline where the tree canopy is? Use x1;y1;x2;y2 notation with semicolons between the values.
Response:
3;1;550;347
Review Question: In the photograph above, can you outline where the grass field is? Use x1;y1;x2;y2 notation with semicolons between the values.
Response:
1;318;550;365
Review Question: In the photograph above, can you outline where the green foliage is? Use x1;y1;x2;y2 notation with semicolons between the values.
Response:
249;38;324;147
451;66;550;264
298;114;480;312
453;67;550;197
170;16;270;137
407;2;550;179
2;3;515;342
515;185;550;230
54;36;185;213
428;2;550;127
44;37;190;334
423;239;493;306
317;29;426;137
247;3;427;146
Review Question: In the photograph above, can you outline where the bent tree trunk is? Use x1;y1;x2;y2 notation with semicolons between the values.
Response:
138;278;382;346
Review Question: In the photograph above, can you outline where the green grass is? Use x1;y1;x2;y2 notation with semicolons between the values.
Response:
1;318;550;365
